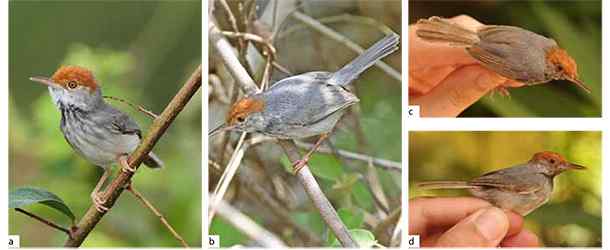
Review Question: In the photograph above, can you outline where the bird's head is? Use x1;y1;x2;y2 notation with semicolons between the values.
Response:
209;97;265;136
546;47;591;93
529;151;586;176
30;65;102;110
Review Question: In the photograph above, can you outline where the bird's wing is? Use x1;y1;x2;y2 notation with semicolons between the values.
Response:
467;25;536;82
100;105;142;138
264;73;358;127
469;165;544;194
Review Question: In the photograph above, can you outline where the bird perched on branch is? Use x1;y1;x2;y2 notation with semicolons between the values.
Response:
30;66;163;212
210;33;400;173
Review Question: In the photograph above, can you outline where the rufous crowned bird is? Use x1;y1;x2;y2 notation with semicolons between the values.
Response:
417;151;585;216
30;65;163;213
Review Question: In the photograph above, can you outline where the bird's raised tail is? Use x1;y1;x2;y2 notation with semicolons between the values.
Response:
144;152;164;169
416;181;473;190
416;16;479;46
328;32;400;86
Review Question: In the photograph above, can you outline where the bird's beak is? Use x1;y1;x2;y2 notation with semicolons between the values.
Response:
209;123;234;137
566;77;592;93
565;162;587;170
29;76;61;88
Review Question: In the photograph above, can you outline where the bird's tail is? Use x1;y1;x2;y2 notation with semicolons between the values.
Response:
416;16;479;46
328;32;400;86
416;181;473;190
144;152;164;169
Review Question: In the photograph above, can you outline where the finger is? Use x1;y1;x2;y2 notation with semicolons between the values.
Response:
435;206;509;247
505;211;524;237
409;197;491;236
409;15;484;71
500;229;540;247
448;15;484;31
409;23;477;72
411;65;508;117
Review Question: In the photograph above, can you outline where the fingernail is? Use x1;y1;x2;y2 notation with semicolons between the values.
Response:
473;207;507;242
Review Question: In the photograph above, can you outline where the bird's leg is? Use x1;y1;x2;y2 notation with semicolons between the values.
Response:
293;133;329;174
118;154;136;173
91;168;111;213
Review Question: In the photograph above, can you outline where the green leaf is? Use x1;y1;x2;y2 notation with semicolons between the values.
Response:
9;187;75;222
330;229;377;247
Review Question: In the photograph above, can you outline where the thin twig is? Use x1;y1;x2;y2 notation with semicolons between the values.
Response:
15;208;74;239
212;195;287;247
103;96;159;119
64;65;201;247
210;18;259;95
295;141;401;171
209;132;248;222
289;11;401;82
126;184;189;247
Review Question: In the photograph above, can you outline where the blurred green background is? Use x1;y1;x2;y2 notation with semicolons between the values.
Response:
9;1;201;247
209;0;401;247
409;0;601;117
409;131;601;247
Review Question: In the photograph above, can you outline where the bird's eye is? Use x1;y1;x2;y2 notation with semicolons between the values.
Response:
67;80;78;89
549;159;556;164
237;116;245;123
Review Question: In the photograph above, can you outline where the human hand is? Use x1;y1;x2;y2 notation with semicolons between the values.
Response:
409;15;524;117
410;197;540;247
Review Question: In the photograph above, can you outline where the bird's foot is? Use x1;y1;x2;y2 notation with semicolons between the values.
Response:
292;157;310;175
121;164;136;173
91;192;109;213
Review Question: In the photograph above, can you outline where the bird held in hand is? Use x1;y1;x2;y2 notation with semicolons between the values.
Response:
417;151;585;216
416;16;591;93
30;65;163;213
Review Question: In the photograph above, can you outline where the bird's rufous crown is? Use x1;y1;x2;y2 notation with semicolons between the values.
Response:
51;65;98;92
530;151;566;165
546;47;578;81
226;97;265;125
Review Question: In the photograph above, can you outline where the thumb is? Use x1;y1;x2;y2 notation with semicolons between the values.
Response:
435;206;509;247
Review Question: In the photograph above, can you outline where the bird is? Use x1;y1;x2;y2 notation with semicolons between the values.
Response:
417;151;585;215
416;16;591;93
210;33;400;173
29;65;163;212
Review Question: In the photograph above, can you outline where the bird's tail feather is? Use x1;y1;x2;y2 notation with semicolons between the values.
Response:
416;181;473;190
144;152;164;169
416;16;479;46
329;32;400;86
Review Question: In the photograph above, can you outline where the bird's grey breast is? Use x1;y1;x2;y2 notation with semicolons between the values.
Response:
59;102;141;167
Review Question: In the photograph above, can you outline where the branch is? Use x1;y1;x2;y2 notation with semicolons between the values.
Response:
15;208;74;239
278;140;358;247
126;185;189;247
209;14;358;247
64;65;202;247
295;141;401;172
211;195;287;247
209;18;258;95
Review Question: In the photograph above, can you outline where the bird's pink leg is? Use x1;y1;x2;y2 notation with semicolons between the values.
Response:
118;154;136;173
91;168;111;213
293;133;329;174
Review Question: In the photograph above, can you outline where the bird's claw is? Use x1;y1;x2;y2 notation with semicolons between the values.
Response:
121;164;136;173
292;158;310;175
92;192;109;213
